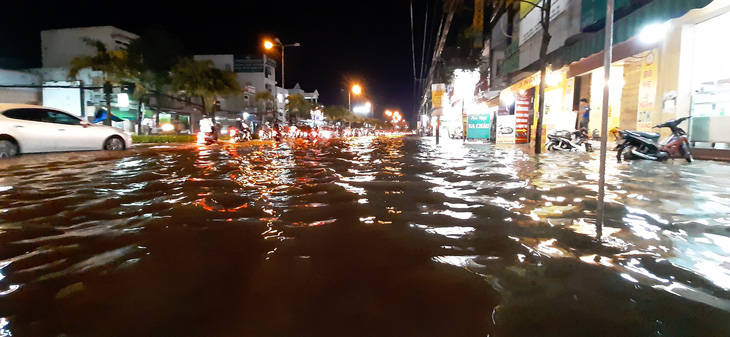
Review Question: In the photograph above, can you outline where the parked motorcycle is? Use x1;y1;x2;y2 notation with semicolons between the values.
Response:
616;116;692;163
546;129;594;152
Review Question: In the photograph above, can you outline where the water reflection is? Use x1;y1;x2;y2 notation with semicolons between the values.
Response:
0;137;728;336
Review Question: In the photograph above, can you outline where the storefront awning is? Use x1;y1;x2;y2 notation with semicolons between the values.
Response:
537;0;713;70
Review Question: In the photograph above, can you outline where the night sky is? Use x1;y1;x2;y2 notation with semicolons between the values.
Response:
0;0;453;124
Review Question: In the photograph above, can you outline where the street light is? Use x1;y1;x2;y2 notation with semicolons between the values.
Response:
348;84;362;113
263;37;300;89
352;84;362;95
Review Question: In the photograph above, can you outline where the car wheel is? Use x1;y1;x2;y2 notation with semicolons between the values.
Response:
0;140;19;158
104;136;125;151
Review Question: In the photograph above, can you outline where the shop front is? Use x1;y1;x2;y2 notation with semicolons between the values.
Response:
497;73;539;144
686;7;730;149
497;69;576;144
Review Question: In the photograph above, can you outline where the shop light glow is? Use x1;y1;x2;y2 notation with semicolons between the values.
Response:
639;22;670;44
546;72;562;87
502;93;515;106
452;69;480;102
116;93;129;108
353;105;371;114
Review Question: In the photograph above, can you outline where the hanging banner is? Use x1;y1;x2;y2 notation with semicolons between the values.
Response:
467;113;491;139
432;83;445;108
519;0;569;46
473;0;485;48
637;50;658;131
515;92;531;143
520;0;540;18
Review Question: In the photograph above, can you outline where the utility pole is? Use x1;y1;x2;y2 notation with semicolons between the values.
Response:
534;0;553;154
597;0;615;239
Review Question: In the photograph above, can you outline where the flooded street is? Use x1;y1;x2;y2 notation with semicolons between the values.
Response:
1;135;730;336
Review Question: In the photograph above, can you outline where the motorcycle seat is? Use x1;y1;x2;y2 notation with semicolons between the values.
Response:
625;131;660;141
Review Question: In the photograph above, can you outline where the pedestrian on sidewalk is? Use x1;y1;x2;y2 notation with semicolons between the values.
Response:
578;98;591;129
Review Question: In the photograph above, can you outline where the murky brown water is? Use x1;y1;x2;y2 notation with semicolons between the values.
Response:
1;136;729;336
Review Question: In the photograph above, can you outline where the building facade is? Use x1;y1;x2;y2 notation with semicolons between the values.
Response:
41;26;138;68
481;0;723;150
194;54;283;123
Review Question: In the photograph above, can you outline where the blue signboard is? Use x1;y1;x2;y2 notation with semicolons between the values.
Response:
467;113;491;139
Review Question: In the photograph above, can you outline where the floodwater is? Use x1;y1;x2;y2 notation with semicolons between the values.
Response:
1;136;729;336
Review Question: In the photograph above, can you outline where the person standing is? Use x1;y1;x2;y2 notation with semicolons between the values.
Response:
578;98;591;129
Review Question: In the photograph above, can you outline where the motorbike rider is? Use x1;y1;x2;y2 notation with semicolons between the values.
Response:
272;122;281;141
233;119;244;132
200;116;214;134
262;122;271;139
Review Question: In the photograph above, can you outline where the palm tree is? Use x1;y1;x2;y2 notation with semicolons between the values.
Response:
127;28;182;130
171;59;240;125
255;91;275;123
285;93;312;124
322;105;351;123
68;38;130;126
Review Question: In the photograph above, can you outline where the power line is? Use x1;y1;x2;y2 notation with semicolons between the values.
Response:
419;0;456;115
422;0;443;98
419;0;430;80
409;0;418;81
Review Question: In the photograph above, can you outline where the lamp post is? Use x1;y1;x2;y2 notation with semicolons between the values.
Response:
265;38;300;123
349;84;362;113
264;38;300;89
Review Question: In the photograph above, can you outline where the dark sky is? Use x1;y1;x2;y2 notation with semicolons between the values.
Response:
0;0;450;124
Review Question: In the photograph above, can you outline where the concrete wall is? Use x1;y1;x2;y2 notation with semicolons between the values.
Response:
194;54;234;71
0;69;42;104
620;59;641;130
42;26;138;68
650;0;730;138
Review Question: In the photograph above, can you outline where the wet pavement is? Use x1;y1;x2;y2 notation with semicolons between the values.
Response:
1;135;729;336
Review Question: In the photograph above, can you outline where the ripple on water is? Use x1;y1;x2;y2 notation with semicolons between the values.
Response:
0;137;728;336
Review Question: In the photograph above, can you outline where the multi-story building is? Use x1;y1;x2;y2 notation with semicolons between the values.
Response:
41;26;138;68
288;83;320;105
194;54;283;123
482;0;727;155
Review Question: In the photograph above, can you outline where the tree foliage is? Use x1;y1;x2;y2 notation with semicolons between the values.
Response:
68;38;130;82
127;28;182;95
171;58;240;115
255;92;274;107
68;38;131;125
286;93;312;121
322;105;352;122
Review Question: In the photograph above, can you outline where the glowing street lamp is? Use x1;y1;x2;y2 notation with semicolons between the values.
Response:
385;110;393;117
352;84;362;95
262;37;300;89
348;84;363;113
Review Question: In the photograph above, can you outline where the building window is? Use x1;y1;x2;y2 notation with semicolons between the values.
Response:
265;66;272;78
225;64;232;71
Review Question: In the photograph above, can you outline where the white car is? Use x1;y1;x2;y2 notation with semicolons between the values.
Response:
0;104;132;157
